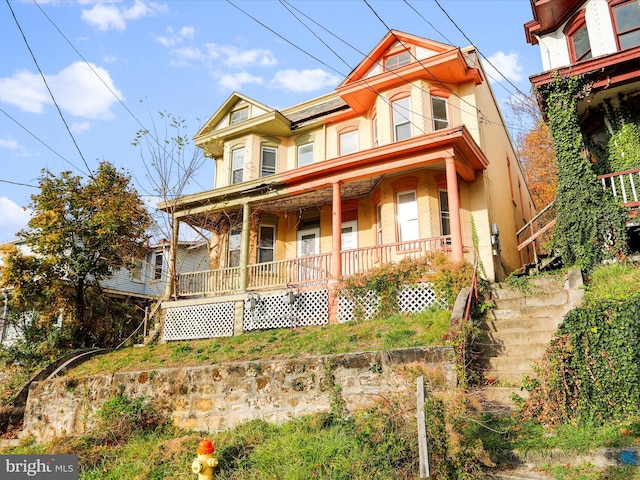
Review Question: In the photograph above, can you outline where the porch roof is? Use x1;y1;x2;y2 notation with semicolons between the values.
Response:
162;125;488;229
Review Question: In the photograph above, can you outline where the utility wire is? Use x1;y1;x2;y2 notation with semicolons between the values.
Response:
0;178;39;189
0;106;86;173
6;0;93;178
432;0;530;99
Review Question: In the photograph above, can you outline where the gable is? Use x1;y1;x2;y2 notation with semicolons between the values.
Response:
337;30;482;114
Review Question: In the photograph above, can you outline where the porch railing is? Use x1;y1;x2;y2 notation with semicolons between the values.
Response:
600;168;640;209
177;266;241;297
247;253;332;289
177;236;451;297
341;236;451;276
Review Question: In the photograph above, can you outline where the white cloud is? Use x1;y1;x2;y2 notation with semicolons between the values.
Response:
0;62;122;119
0;197;31;237
270;69;340;93
155;26;194;47
81;1;167;31
71;121;91;133
0;70;51;113
483;51;524;83
0;139;18;150
217;72;264;91
210;45;277;68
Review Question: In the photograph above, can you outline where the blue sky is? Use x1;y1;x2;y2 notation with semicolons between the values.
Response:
0;0;542;242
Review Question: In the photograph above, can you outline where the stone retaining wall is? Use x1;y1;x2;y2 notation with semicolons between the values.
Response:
22;346;456;441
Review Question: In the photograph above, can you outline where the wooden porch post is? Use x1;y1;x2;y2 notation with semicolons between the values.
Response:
329;181;342;324
332;181;343;279
239;202;251;292
164;215;180;299
445;156;464;263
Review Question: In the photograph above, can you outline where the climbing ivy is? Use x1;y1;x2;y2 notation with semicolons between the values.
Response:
537;74;628;271
521;292;640;425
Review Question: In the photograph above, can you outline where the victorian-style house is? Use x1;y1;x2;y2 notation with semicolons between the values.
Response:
158;31;534;341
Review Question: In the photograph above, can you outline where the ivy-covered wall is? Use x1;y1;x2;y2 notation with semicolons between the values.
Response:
537;74;628;271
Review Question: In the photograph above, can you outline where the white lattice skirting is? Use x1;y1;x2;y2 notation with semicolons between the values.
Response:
244;289;329;331
338;282;447;323
164;302;235;341
163;282;446;341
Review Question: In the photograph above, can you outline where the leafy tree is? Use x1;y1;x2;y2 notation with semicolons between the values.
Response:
519;122;557;208
0;162;150;347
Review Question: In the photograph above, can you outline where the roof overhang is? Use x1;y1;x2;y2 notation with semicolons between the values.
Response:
164;126;488;226
525;0;584;45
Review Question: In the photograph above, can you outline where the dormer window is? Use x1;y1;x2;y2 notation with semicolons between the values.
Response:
611;0;640;50
230;106;248;125
384;50;411;71
564;10;592;62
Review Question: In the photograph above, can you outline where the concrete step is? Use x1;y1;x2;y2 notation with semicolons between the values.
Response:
480;386;530;412
482;356;540;375
483;315;562;332
487;304;571;321
491;291;568;310
479;329;557;347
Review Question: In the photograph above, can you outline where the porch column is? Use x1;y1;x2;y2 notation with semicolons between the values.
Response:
328;181;343;325
445;156;464;263
164;216;180;299
239;202;251;292
331;181;343;278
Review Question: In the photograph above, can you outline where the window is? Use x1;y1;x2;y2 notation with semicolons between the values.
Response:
131;259;144;282
565;10;592;62
230;107;248;125
376;204;383;245
228;228;241;267
397;191;419;242
231;148;244;184
153;253;164;280
298;142;314;166
258;225;275;263
385;50;411;71
297;228;319;257
439;190;451;236
392;97;412;141
339;130;358;155
373;116;379;147
432;96;449;130
261;146;276;177
612;0;640;50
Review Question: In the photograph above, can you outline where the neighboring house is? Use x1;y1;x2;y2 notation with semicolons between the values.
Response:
159;30;535;341
0;239;209;346
522;0;640;250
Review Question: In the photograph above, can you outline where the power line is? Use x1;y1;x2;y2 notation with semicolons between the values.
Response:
31;0;208;193
431;0;530;99
6;0;93;178
0;106;86;173
0;178;38;189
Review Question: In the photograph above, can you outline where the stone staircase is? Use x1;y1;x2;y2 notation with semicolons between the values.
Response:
478;268;584;410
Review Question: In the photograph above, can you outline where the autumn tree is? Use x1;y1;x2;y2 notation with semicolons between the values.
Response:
0;162;150;347
509;94;557;209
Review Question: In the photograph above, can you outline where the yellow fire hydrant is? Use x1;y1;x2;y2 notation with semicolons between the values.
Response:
192;439;218;480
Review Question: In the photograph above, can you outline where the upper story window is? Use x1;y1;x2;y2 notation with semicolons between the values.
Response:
131;259;144;282
297;142;314;166
611;0;640;50
385;50;411;71
432;96;449;131
372;116;378;147
261;146;276;177
230;107;248;125
565;10;592;62
153;252;164;280
392;97;412;141
339;130;359;155
231;148;244;184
